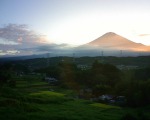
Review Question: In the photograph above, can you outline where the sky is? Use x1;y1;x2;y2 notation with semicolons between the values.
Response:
0;0;150;56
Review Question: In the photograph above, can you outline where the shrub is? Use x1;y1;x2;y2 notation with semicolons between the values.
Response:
121;113;137;120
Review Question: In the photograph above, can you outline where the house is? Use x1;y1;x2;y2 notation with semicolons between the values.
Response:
99;94;114;101
117;65;138;70
77;64;91;70
99;95;126;106
44;77;58;85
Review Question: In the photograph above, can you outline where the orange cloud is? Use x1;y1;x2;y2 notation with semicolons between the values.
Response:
138;34;150;37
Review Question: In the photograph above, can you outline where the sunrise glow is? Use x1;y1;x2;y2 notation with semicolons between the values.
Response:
0;0;150;56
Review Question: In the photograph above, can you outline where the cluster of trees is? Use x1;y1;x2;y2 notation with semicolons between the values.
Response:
35;60;121;97
36;60;150;107
0;63;16;88
115;68;150;107
76;60;121;95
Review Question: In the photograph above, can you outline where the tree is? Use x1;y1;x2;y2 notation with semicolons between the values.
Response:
91;60;121;87
58;61;79;91
0;63;14;88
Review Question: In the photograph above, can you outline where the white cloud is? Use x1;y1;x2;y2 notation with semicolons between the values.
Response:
0;49;20;56
0;24;48;45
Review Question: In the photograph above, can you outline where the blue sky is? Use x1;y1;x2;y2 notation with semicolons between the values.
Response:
0;0;150;56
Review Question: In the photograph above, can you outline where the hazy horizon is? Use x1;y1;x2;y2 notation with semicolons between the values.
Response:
0;0;150;56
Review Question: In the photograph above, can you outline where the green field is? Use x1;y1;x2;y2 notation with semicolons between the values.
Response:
0;75;150;120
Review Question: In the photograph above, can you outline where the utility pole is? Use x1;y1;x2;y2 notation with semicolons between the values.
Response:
101;50;104;63
101;50;104;57
73;53;75;62
47;53;50;67
120;50;123;57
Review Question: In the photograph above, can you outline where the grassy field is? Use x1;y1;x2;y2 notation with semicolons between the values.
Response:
0;75;150;120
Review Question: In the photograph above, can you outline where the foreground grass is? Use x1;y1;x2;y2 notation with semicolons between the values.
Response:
0;88;123;120
0;76;150;120
1;88;147;120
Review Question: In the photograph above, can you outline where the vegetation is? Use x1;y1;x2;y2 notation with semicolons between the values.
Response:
0;86;149;120
0;56;150;119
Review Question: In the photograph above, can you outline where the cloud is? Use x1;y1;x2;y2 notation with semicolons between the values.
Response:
16;43;73;55
0;24;52;56
0;24;75;57
0;38;19;45
36;44;72;51
0;49;20;56
0;24;48;45
138;34;150;37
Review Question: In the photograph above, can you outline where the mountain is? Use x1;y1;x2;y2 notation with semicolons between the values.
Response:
87;32;150;51
75;32;150;56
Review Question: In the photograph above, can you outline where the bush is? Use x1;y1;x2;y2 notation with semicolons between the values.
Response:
121;113;137;120
28;91;72;104
0;87;25;100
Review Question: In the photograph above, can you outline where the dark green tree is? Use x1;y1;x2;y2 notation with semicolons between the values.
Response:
0;63;15;88
58;61;79;91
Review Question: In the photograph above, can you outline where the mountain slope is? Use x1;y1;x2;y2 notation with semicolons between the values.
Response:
86;32;149;51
